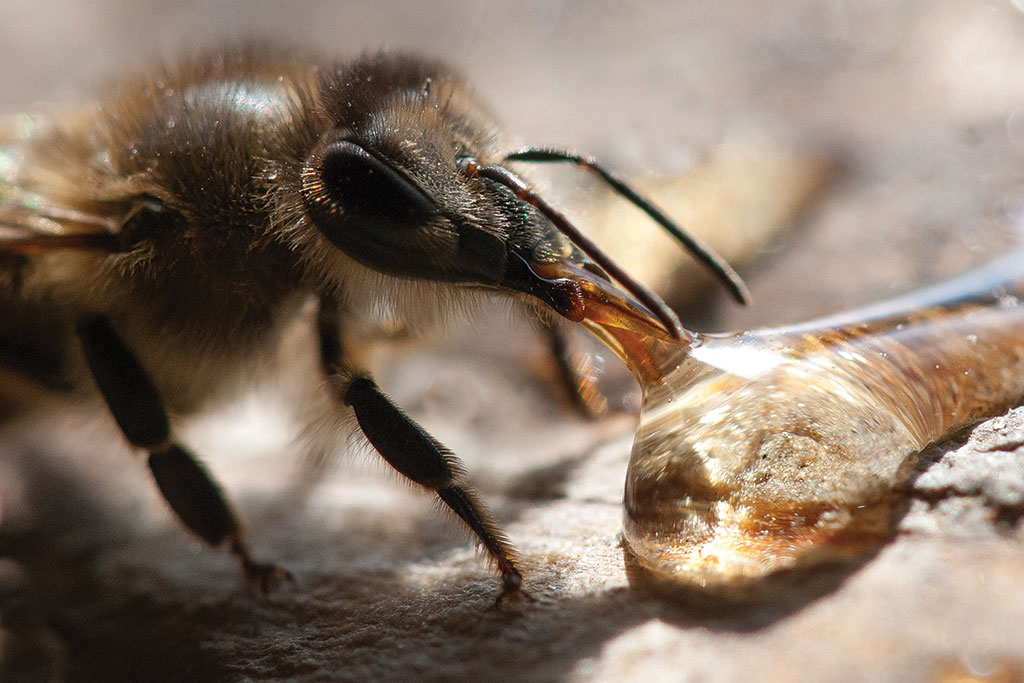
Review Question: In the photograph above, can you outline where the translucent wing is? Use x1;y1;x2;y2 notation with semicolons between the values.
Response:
0;191;121;253
0;116;122;254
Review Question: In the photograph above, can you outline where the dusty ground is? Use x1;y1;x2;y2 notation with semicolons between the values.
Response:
2;1;1024;681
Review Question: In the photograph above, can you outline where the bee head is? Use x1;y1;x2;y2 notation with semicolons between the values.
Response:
296;52;733;340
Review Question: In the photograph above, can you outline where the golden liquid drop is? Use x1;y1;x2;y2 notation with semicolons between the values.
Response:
589;252;1024;595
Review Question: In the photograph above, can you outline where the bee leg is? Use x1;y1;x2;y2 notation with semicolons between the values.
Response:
318;299;524;602
75;314;291;593
543;319;609;419
341;375;524;602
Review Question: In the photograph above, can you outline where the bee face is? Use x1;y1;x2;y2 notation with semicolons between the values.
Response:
291;52;685;339
298;53;559;293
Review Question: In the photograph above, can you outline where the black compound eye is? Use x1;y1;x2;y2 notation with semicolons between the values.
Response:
317;140;438;228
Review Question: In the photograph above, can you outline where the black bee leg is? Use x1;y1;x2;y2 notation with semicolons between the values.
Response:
543;319;608;419
75;314;291;593
343;376;524;602
317;299;524;602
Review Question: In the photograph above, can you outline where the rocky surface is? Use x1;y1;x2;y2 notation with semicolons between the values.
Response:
2;1;1024;681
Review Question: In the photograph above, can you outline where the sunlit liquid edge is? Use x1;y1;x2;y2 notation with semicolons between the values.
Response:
608;252;1024;594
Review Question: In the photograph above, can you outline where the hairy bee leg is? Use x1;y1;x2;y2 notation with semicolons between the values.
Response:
75;314;291;593
316;300;523;600
341;375;524;600
543;319;609;419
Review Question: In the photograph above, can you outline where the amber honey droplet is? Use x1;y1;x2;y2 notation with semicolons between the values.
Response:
587;252;1024;596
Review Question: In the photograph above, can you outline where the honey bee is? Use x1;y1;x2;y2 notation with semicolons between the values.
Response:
0;45;744;600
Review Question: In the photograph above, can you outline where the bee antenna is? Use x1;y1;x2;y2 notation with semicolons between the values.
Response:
458;157;685;341
504;146;750;306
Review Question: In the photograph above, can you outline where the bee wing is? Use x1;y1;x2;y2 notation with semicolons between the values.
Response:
0;183;122;254
0;114;123;255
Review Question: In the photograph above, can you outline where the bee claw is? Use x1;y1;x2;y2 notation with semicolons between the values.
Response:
493;570;535;608
493;587;536;609
231;536;293;594
243;561;294;595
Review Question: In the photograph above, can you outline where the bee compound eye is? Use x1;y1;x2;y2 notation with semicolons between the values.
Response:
314;140;438;229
